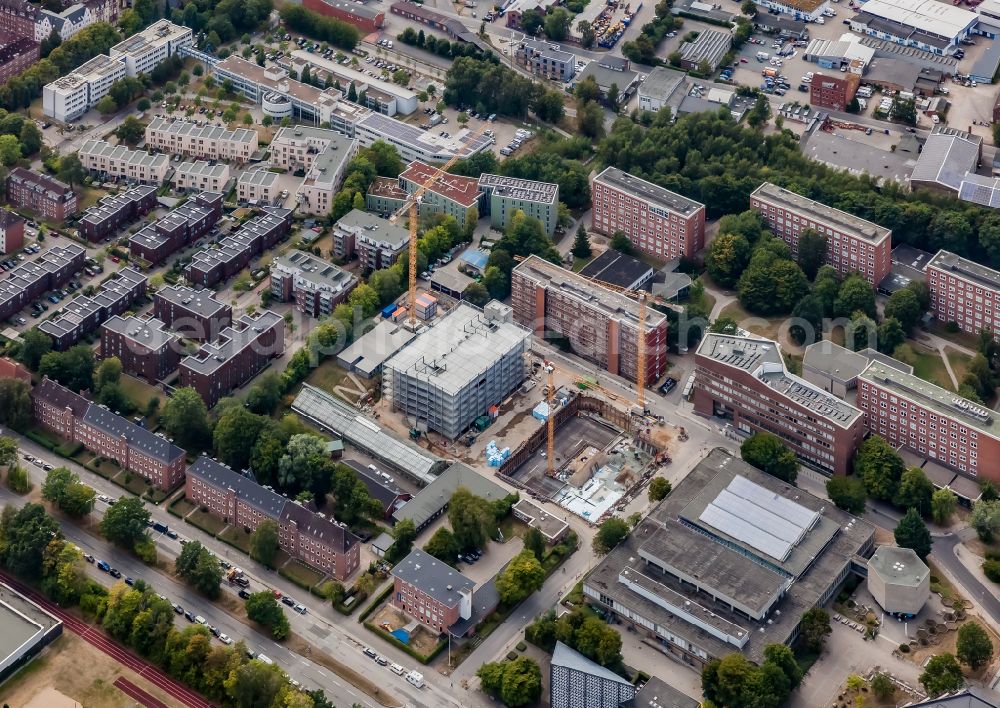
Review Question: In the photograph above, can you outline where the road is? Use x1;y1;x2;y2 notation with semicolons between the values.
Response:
0;568;213;708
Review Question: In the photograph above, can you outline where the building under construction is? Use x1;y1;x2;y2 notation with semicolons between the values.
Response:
511;255;668;385
381;301;530;439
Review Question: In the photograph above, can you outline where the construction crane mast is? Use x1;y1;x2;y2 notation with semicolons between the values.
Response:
389;125;489;327
545;363;555;476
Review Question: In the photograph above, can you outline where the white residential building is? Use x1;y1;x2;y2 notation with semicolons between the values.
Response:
270;126;357;216
79;139;170;184
109;19;193;77
237;170;279;205
144;117;258;163
43;54;126;123
174;161;231;193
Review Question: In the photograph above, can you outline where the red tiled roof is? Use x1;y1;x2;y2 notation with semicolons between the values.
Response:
400;161;481;208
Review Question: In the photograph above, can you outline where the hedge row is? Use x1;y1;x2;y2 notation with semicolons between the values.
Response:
357;583;393;623
362;622;447;665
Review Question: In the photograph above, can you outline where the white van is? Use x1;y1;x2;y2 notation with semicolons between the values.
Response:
390;663;405;675
406;671;424;688
257;654;274;665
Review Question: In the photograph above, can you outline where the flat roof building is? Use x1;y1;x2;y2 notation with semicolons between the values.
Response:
270;250;357;318
578;248;656;291
592;167;706;261
0;209;24;255
79;139;170;186
927;249;1000;339
695;334;866;474
583;448;875;667
237;169;279;206
153;284;231;341
750;182;892;286
512;498;569;544
144;116;258;163
477;173;559;236
336;318;417;378
185;207;292;288
637;66;687;113
302;0;385;32
268;126;357;216
382;301;530;439
515;38;576;82
678;28;732;72
867;545;929;616
858;360;1000;482
391;461;508;531
332;208;408;269
128;191;223;265
802;340;912;397
100;315;180;383
174;160;231;194
512;254;668;385
849;0;977;54
42;53;126;123
290;49;417;116
108;19;192;77
0;582;62;682
354;112;494;164
38;267;147;350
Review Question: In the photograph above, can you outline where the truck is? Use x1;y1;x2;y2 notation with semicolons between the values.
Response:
406;671;424;688
227;568;250;587
428;113;443;127
761;67;777;78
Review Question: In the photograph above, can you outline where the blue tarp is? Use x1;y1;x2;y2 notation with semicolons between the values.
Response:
390;629;410;644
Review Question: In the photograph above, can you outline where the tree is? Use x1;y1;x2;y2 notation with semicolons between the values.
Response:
424;526;460;564
249;520;280;568
854;435;905;501
610;231;633;255
835;274;877;318
95;94;118;115
593;517;629;554
464;282;490;308
175;540;222;598
6;464;30;493
571;225;591;259
747;94;771;129
386;518;416;563
894;508;932;561
920;653;964;696
42;467;94;517
895;467;934;516
738;257;809;316
39;345;94;392
878;317;906;355
0;437;16;467
496;549;545;605
0;503;60;578
57;153;86;189
648;477;672;502
800;607;832;653
19;122;42;157
740;433;798;484
245;372;283;415
477;657;542;707
971;500;1000;542
214;407;269;472
796;229;827;280
578;19;596;48
161;387;211;451
931;488;958;525
116;115;145;145
705;233;751;288
18;328;52;370
576;100;605;139
871;672;894;700
884;287;923;333
448;487;495;551
957;621;993;670
277;434;327;496
245;591;289;640
827;476;866;514
574;616;623;666
523;526;545;562
100;497;150;549
95;356;122;396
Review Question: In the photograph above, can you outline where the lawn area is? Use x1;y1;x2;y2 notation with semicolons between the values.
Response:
718;301;787;342
218;525;252;554
279;559;326;590
946;347;972;386
910;343;955;391
118;375;161;421
928;320;981;350
571;255;593;273
168;495;196;518
498;515;529;541
186;507;227;536
85;457;120;481
112;469;150;497
303;358;375;404
76;186;107;211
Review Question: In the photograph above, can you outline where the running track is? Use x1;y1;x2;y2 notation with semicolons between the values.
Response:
0;570;213;708
115;677;170;708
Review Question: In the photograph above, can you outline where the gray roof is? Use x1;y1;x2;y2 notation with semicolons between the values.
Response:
752;182;891;246
595;167;703;216
334;208;408;248
576;60;638;93
958;173;1000;208
477;173;558;205
82;403;184;464
911;126;981;191
189;455;287;518
904;689;1000;708
802;340;913;384
272;251;355;295
238;170;278;187
342;459;407;510
678;28;731;67
102;315;178;350
392;462;508;529
146;116;257;146
929;249;1000;290
868;545;929;588
638;66;686;102
578;248;654;290
626;677;700;708
292;384;443;483
863;57;922;90
551;641;632;686
969;39;1000;80
335;318;417;377
156;284;228;318
391;549;473;608
180;310;282;375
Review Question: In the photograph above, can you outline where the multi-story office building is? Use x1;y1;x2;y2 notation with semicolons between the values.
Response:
108;19;192;77
79;140;170;185
267;126;357;216
144;117;258;163
332;208;408;269
33;377;186;488
153;284;232;341
353;112;493;164
0;209;24;254
810;72;860;111
179;310;285;408
515;38;576;82
78;185;157;243
550;642;635;708
693;333;866;475
100;315;180;383
0;33;38;84
185;456;361;579
926;250;1000;339
289;49;418;116
0;244;84;323
750;182;892;286
382;301;529;439
237;170;279;205
270;251;357;318
397;160;480;223
477;173;559;236
173;161;231;193
186;207;292;288
511;254;668;385
6;168;77;221
592;167;706;260
857;361;1000;482
43;53;125;122
39;267;146;350
128;191;222;265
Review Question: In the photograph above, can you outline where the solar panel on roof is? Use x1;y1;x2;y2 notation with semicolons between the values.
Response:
699;503;794;561
728;475;819;530
711;488;803;543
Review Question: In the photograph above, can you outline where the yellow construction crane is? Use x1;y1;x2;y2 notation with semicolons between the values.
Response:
388;124;490;326
545;363;555;476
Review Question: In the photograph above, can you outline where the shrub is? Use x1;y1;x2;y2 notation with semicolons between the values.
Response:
983;559;1000;583
899;643;911;653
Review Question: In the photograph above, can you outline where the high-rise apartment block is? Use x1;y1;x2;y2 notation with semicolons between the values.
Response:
591;167;706;260
270;251;357;318
100;315;181;383
511;254;668;386
926;250;1000;339
750;182;892;286
332;208;408;269
477;173;559;236
693;334;866;475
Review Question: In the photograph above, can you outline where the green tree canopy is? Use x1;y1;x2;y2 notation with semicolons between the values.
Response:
919;653;964;696
895;467;934;516
826;475;866;515
496;549;545;606
424;526;461;565
894;508;932;561
854;435;905;501
100;497;150;549
957;621;993;670
593;517;629;554
245;591;290;640
249;519;280;568
706;233;751;288
161;387;211;451
648;477;672;502
448;487;496;551
740;433;798;484
175;539;222;598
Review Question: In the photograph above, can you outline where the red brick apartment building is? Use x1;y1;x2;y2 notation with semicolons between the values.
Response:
153;284;232;341
511;254;668;386
591;167;706;261
0;32;37;84
33;378;186;488
857;361;1000;483
750;182;892;287
810;72;860;111
179;310;285;408
0;208;24;254
391;548;478;635
302;0;384;31
0;0;38;38
185;456;361;579
926;250;1000;339
100;315;181;383
6;168;77;222
693;333;866;475
79;184;157;243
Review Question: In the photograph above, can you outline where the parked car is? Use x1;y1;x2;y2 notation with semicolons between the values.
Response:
219;634;233;645
363;647;378;659
239;589;251;600
185;610;195;622
83;554;95;563
109;568;122;578
97;560;110;572
660;377;678;395
281;596;296;607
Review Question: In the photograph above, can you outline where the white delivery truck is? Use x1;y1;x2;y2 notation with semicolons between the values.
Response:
406;671;424;688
